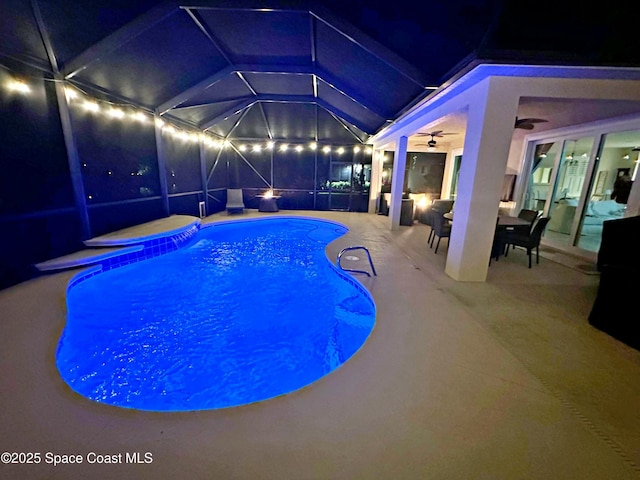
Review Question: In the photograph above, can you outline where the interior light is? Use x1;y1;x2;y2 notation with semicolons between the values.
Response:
7;79;31;94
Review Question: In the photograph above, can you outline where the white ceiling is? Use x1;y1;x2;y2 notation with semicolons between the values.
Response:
406;97;640;151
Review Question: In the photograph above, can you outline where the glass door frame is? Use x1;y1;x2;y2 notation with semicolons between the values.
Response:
514;114;640;258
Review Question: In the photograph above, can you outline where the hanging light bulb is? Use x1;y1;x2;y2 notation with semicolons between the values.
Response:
6;79;31;94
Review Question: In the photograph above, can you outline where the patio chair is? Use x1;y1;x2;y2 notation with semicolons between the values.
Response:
503;208;540;251
426;199;454;243
226;188;245;214
429;210;452;254
503;216;551;268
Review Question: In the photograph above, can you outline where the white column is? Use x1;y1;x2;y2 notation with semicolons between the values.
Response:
445;78;519;281
388;136;408;230
369;149;383;213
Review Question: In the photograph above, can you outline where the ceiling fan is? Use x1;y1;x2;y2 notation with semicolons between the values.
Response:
415;130;456;148
515;117;548;130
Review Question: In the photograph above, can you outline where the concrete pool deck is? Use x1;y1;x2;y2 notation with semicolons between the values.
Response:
1;210;639;479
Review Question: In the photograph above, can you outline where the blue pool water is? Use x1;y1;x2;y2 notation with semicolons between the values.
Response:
57;217;376;411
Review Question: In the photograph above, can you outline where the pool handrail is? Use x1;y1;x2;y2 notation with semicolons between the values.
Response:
337;246;377;277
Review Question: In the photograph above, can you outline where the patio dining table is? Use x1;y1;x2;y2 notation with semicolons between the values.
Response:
442;212;531;260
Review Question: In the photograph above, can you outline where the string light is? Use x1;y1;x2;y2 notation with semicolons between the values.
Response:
64;87;78;100
107;108;125;118
6;79;31;94
131;111;148;123
12;80;374;155
82;100;99;112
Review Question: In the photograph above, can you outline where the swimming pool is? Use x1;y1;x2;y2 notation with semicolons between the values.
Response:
57;217;376;411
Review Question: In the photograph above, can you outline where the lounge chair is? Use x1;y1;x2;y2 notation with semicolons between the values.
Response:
226;188;245;214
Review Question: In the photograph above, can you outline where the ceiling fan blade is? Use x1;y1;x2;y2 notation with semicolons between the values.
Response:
515;123;535;130
516;117;548;125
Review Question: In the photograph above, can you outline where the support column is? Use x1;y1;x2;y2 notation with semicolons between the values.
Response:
199;138;207;216
368;148;383;213
54;81;91;240
388;136;408;230
445;78;519;281
154;114;170;217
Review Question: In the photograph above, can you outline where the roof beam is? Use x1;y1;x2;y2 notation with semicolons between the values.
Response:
183;7;234;65
158;63;388;120
156;66;238;113
313;67;389;119
63;0;179;79
314;98;372;135
322;108;366;143
201;98;256;130
31;0;59;74
169;95;254;112
205;94;374;134
309;6;430;89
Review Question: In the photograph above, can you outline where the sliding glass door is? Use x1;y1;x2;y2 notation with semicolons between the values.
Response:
576;130;639;251
521;121;640;255
545;136;595;247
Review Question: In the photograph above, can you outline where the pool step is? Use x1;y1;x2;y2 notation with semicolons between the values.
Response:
34;214;201;273
34;245;144;272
